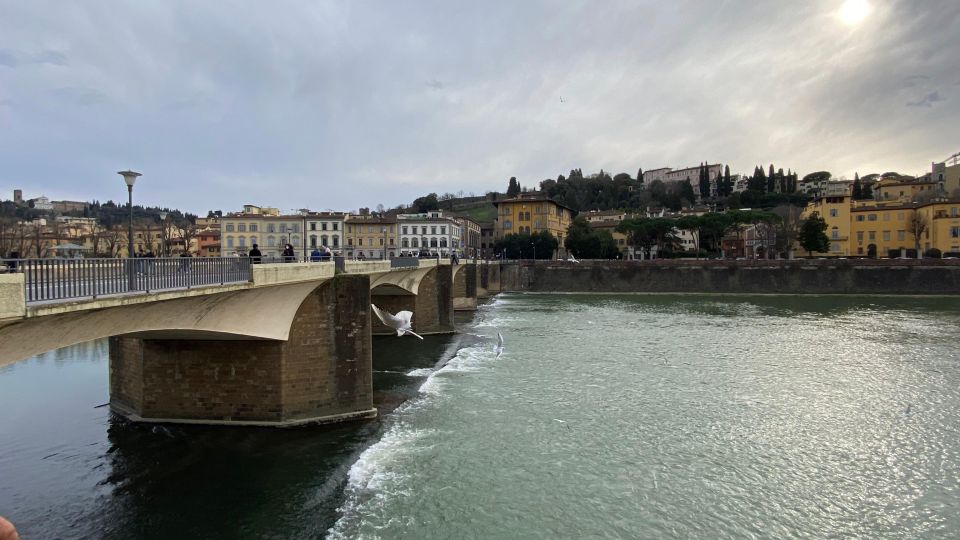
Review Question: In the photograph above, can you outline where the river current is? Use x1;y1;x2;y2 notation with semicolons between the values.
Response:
2;294;960;538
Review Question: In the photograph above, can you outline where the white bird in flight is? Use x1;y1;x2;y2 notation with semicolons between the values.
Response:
371;304;423;339
494;331;504;358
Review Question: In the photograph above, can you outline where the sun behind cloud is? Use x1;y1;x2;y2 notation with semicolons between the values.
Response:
838;0;873;26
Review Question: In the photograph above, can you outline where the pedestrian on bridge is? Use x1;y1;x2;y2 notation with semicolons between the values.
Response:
282;243;295;263
249;244;262;264
310;247;322;262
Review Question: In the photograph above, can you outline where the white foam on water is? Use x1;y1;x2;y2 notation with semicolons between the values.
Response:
328;323;499;538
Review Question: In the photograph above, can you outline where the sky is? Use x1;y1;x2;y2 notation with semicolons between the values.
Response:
1;0;958;214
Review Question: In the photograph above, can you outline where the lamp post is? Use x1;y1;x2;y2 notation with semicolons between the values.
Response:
531;242;536;261
119;170;141;290
158;211;168;257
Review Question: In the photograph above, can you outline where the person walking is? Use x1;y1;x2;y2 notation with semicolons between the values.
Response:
248;243;263;264
282;243;295;263
310;247;322;262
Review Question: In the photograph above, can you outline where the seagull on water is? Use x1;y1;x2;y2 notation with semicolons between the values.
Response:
567;254;580;263
371;304;423;339
494;331;504;358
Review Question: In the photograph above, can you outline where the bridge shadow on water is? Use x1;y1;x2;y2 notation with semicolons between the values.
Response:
1;315;473;540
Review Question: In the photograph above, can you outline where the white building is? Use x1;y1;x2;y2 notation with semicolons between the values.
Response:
397;211;462;256
305;212;346;252
30;196;53;210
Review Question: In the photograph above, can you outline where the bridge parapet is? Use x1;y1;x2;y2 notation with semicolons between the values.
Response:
343;260;392;274
251;262;334;286
0;274;25;320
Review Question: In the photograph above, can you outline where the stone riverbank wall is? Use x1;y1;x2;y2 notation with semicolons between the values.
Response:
498;259;960;295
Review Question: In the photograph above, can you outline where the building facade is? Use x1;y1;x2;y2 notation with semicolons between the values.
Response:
305;212;346;253
492;193;576;257
455;216;481;258
397;211;461;257
344;215;398;259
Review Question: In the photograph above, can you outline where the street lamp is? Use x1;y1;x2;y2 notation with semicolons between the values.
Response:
159;211;168;257
119;170;141;290
531;242;536;261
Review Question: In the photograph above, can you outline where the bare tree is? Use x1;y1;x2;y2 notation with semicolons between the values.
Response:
908;210;929;257
772;204;803;257
177;221;199;255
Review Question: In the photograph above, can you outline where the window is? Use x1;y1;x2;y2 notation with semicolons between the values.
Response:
412;238;419;248
831;228;839;239
883;231;890;241
348;238;354;246
951;227;960;238
238;224;246;232
368;237;374;246
368;226;374;233
441;226;446;234
310;223;317;231
333;223;339;231
431;226;437;235
421;226;427;235
239;237;246;248
952;208;958;217
267;236;276;247
226;237;234;248
897;230;905;241
402;238;409;248
390;238;394;245
430;238;438;247
503;220;512;230
358;238;363;246
867;214;878;221
268;224;276;233
250;236;257;246
829;209;838;217
855;215;864;222
293;224;300;233
883;213;890;221
250;224;258;232
869;231;876;241
332;236;339;247
440;237;447;247
897;212;904;220
226;224;235;232
379;238;384;246
857;231;864;242
310;235;318;248
831;242;840;252
402;226;408;235
321;222;327;231
321;235;328;246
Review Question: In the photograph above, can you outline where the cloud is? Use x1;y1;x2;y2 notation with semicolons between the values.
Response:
906;91;944;108
0;0;959;213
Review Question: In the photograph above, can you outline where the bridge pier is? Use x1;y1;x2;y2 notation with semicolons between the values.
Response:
371;265;453;335
453;263;478;311
109;275;376;427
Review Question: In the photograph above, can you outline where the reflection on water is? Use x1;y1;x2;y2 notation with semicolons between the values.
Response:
3;297;960;539
0;325;464;539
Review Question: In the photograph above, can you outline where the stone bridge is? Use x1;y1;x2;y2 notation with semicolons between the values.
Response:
0;259;505;427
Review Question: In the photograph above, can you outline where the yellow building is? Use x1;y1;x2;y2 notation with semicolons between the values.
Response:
493;194;576;254
804;197;960;257
802;193;852;255
344;215;398;259
875;177;938;202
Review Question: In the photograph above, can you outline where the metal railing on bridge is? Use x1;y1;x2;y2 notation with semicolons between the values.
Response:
2;257;252;304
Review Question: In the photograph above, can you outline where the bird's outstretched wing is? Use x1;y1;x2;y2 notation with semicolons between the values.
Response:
371;304;404;329
495;331;504;358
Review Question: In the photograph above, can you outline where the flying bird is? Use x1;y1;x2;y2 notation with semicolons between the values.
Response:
560;96;566;103
494;331;504;358
371;304;423;339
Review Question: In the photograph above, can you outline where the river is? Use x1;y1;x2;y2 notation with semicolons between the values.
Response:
2;294;960;538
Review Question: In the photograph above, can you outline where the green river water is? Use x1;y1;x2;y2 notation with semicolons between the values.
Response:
2;294;960;538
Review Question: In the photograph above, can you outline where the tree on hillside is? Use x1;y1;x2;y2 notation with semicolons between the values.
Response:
802;171;831;184
637;167;644;186
698;163;710;199
798;212;830;256
680;178;696;207
862;181;873;200
564;217;619;259
412;193;439;213
852;173;863;199
506;177;521;197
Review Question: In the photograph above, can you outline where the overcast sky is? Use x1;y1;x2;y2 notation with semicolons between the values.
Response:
1;0;957;214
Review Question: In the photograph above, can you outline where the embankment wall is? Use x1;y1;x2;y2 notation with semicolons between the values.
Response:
499;260;960;295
